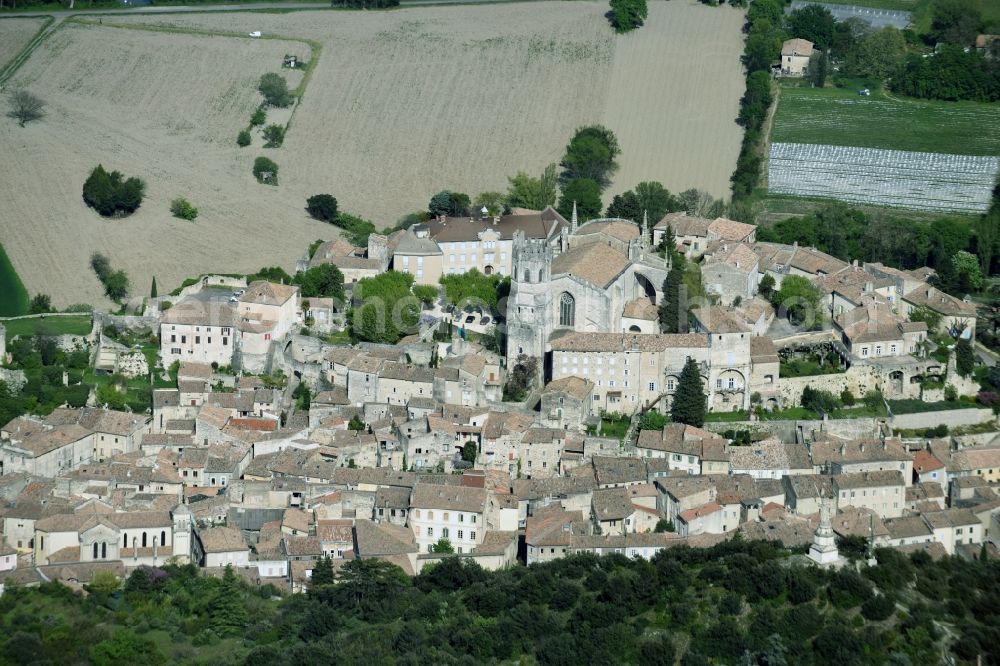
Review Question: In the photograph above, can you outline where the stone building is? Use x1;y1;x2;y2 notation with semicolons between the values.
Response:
780;38;814;76
540;376;595;431
702;242;760;306
505;214;668;363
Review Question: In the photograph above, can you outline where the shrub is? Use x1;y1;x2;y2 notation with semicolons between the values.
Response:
253;157;279;185
250;108;266;126
306;194;339;222
262;124;285;148
840;388;856;406
170;197;198;221
82;164;145;217
237;130;251;147
258;73;292;108
638;411;667;431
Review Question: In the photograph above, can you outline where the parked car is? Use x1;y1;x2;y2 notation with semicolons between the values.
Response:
464;315;476;324
480;316;491;325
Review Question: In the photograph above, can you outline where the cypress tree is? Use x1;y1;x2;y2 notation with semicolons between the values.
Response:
210;565;249;636
658;263;686;333
311;555;335;588
956;338;974;377
672;357;706;427
150;277;157;298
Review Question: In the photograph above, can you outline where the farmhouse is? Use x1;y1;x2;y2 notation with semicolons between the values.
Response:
833;297;927;361
652;213;756;259
306;234;389;284
780;38;813;77
901;285;977;339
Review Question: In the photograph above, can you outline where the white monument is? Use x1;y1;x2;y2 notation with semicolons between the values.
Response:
807;496;842;566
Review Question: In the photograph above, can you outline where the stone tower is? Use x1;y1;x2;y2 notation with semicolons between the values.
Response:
367;233;389;269
506;231;555;363
171;504;193;564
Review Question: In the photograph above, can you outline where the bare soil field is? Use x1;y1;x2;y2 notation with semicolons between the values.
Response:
0;17;45;69
2;2;746;307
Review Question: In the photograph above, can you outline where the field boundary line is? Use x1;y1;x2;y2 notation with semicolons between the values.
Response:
0;15;53;85
69;17;321;121
758;81;780;191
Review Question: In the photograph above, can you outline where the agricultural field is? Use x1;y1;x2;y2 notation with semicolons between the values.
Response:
0;314;93;338
767;85;1000;212
0;17;45;70
0;2;746;308
771;86;1000;156
768;142;1000;212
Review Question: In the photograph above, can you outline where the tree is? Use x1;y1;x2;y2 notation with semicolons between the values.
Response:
431;538;454;554
311;555;335;587
607;181;681;225
846;27;906;81
103;270;130;303
909;305;942;334
86;570;121;603
348;415;365;431
557;178;602;220
658;263;686;333
170;197;198;220
654;518;675;533
560;125;620;187
506;163;558;210
353;271;418;343
973;212;998;273
608;0;648;33
931;0;984;45
428;191;471;217
786;4;835;50
956;338;974;377
504;354;538;402
250;108;267;126
7;89;45;127
253;156;279;184
210;565;249;636
237;130;252;147
440;268;505;310
810;50;828;88
90;631;164;666
150;277;157;298
306;194;339;222
294;264;345;300
638;410;667;431
474;191;507;217
28;294;51;314
91;253;111;281
82;165;146;217
258;73;292;107
671;357;706;427
772;275;823;330
951;250;984;293
461;441;477;464
758;273;775;300
262;124;285;148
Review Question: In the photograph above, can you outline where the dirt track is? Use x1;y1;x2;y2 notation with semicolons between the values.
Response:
0;17;45;69
0;2;746;307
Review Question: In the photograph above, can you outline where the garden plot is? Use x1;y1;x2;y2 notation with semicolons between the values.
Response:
768;142;1000;213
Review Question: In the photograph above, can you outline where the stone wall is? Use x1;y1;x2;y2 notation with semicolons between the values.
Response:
892;408;994;431
701;416;879;443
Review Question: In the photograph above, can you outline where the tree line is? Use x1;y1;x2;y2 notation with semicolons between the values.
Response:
1;538;997;665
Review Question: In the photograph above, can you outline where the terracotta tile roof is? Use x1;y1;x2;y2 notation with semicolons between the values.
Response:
550;331;709;352
593;486;635;521
354;519;417;557
950;447;1000;472
542;376;594;400
692;306;752;334
623;297;658;321
425;206;566;243
750;336;779;363
575;219;640;242
525;505;587;546
678;502;722;522
653;212;712;237
411;484;487;513
551;242;631;289
903;286;976;316
705;242;758;274
913;450;945;474
197;526;247;553
832;470;904;489
240;281;298;306
781;38;814;57
708;217;756;242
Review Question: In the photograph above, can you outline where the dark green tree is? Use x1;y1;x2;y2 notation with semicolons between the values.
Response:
671;357;706;427
560;125;620;187
150;277;157;298
658;262;686;333
348;415;365;431
82;164;145;217
431;538;454;554
461;440;477;464
210;565;249;636
758;273;775;299
258;73;292;107
311;555;335;587
253;157;279;185
506;163;558;210
557;178;602;220
786;4;836;50
930;0;984;45
428;191;471;217
262;124;285;148
294;264;345;300
608;0;648;33
103;270;130;303
638;410;667;431
237;130;251;147
810;50;829;88
956;338;974;377
28;294;51;314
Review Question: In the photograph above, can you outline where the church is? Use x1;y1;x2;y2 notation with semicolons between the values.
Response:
505;207;670;363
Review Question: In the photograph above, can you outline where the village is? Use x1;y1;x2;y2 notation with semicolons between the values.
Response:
1;204;998;594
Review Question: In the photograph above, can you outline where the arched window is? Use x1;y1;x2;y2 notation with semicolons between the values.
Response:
93;542;99;559
523;269;531;283
123;533;128;548
101;542;107;559
161;530;167;545
537;269;543;283
142;532;147;548
559;292;575;327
